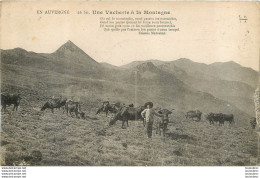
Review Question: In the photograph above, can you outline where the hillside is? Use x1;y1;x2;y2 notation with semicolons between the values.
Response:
171;58;258;88
1;41;105;79
0;41;258;166
0;80;257;166
157;59;257;116
1;42;255;117
1;59;251;122
100;62;122;70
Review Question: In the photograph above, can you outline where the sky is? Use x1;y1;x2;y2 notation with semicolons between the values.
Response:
1;2;259;70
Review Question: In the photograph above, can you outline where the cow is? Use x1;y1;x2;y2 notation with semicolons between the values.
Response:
1;94;21;111
65;100;81;118
206;113;223;126
206;114;215;125
109;105;145;129
223;114;234;124
185;110;202;121
250;117;257;129
154;109;173;136
41;97;67;113
206;113;234;126
96;101;118;117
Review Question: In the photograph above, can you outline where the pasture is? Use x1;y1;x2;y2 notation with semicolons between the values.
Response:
0;87;258;166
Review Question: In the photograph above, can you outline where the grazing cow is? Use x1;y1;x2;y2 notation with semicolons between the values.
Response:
223;114;234;124
206;113;223;126
206;114;215;125
96;101;118;117
206;113;216;125
206;113;234;126
41;97;67;113
185;110;202;121
154;109;173;136
109;105;145;128
65;100;81;118
218;114;225;126
250;117;257;129
1;94;21;111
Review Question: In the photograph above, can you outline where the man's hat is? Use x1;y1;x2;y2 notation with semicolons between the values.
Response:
144;102;153;108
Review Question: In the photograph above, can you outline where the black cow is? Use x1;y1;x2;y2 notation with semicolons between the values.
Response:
185;110;202;121
206;113;234;126
223;114;234;124
206;115;215;125
41;98;67;113
109;105;145;128
1;94;21;111
206;113;223;126
154;109;173;136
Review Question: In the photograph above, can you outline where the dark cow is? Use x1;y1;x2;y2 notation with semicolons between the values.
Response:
185;110;202;121
250;117;257;129
96;101;118;117
206;113;223;126
65;100;81;118
41;97;67;113
223;114;234;124
1;94;21;111
154;109;173;136
206;114;215;125
206;113;234;126
109;105;145;128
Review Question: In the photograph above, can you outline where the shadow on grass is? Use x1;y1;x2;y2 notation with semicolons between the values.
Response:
85;116;98;120
166;132;195;141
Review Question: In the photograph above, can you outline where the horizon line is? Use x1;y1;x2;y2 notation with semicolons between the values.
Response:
0;41;258;72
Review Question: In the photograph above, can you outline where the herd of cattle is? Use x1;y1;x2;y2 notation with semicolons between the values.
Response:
0;94;258;134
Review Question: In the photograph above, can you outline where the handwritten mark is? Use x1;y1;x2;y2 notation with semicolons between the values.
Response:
239;15;248;23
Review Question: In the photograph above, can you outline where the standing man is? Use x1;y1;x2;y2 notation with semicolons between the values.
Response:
141;102;163;138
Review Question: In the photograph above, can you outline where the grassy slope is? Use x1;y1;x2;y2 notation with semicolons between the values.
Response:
1;97;257;166
0;64;258;166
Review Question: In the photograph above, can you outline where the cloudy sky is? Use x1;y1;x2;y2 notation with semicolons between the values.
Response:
1;2;259;70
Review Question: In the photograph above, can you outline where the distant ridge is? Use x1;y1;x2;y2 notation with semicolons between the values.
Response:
121;59;166;69
1;41;258;116
135;61;159;72
100;62;122;70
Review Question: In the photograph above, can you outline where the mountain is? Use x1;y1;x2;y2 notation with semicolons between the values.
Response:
50;40;99;66
126;62;186;88
117;62;250;119
157;59;258;116
122;58;258;116
1;41;104;78
171;58;258;88
1;48;52;68
0;41;256;118
208;61;258;88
